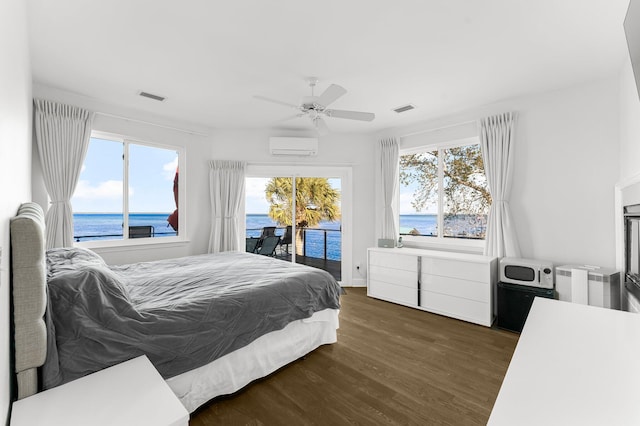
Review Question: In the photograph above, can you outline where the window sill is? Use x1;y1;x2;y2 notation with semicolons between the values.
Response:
75;237;190;253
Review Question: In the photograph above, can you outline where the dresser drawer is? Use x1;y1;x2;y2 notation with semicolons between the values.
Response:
420;291;491;326
369;251;418;272
421;274;490;303
370;264;417;288
421;257;489;282
369;279;417;306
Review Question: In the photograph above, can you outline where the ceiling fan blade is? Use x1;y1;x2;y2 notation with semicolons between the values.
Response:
253;95;299;109
324;109;375;121
314;117;330;135
316;84;347;107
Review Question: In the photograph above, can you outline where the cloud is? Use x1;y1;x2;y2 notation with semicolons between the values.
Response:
74;180;132;199
245;178;270;198
399;191;417;214
245;177;271;213
399;188;436;214
163;157;179;181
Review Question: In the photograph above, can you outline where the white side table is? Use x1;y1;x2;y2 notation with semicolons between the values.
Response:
488;298;640;425
11;355;189;426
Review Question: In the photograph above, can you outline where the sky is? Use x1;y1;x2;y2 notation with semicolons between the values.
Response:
71;137;178;213
245;178;272;214
246;177;342;214
399;181;435;214
399;174;437;215
74;140;347;215
72;138;425;215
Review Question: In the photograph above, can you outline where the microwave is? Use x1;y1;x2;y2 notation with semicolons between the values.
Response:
499;257;554;289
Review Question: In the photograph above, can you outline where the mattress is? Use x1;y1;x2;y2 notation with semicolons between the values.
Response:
167;308;339;412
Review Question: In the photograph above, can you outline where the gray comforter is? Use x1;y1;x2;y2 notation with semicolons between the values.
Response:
43;248;340;389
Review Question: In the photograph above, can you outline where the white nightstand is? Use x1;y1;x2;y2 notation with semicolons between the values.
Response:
10;355;189;426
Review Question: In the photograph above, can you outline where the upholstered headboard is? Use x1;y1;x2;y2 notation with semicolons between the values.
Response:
10;202;47;399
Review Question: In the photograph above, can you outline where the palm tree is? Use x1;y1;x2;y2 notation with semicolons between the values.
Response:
265;177;340;256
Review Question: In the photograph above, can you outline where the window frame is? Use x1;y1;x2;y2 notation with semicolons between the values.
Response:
74;130;187;249
399;136;487;252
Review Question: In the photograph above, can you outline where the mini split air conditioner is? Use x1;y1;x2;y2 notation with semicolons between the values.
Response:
269;137;318;156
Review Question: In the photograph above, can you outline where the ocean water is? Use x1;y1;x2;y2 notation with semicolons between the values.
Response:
73;213;343;261
246;214;341;261
73;213;177;242
399;214;487;238
399;214;438;236
74;213;484;253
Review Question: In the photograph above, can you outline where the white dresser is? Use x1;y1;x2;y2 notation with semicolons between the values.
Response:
367;247;498;326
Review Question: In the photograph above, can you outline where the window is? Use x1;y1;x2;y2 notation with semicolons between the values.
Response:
399;138;490;243
71;132;182;243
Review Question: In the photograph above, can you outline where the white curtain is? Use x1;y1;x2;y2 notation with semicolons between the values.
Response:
34;99;94;249
208;160;246;253
380;138;399;241
479;112;521;258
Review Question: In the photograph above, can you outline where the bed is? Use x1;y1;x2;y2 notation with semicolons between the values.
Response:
9;202;341;412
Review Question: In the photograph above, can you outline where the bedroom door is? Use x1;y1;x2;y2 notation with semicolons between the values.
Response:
245;166;351;284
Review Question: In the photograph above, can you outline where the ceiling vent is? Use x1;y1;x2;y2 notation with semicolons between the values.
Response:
269;137;318;157
139;91;166;102
393;104;416;113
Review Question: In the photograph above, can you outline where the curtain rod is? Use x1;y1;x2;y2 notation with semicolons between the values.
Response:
400;119;477;139
247;161;356;167
95;111;210;137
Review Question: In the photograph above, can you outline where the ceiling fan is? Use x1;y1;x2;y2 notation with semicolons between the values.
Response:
254;78;375;135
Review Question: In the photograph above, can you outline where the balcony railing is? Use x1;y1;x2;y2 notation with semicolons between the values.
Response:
246;226;341;261
74;227;177;242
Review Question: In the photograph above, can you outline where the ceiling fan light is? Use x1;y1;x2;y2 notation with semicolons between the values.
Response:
255;78;374;134
314;117;330;135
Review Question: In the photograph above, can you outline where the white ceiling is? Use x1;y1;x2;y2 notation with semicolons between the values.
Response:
26;0;631;134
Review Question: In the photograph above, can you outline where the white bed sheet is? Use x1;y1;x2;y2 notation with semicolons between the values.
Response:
166;308;340;413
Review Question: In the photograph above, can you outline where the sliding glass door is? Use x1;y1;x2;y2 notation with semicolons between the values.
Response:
244;166;351;284
245;176;294;260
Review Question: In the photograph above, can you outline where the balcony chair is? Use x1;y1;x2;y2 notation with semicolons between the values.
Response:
256;235;280;257
259;226;277;240
246;237;259;253
129;225;155;238
278;225;292;255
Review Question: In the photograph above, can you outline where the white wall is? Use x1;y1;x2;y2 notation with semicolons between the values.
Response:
511;79;619;269
27;91;377;284
209;128;376;286
0;0;32;420
32;77;623;281
32;78;623;287
619;58;640;181
378;77;621;269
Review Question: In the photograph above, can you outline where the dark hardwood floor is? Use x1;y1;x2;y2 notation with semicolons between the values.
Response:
190;287;518;426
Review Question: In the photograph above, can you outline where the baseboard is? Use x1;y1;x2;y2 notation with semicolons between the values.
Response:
344;278;366;287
